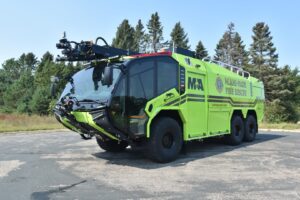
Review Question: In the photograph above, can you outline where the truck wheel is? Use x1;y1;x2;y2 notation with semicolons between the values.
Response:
225;115;245;145
96;138;128;152
244;115;257;142
147;117;183;163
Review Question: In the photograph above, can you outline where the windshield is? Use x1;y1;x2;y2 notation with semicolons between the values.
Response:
59;65;121;102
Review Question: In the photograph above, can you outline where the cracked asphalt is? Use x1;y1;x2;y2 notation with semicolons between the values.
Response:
0;130;299;200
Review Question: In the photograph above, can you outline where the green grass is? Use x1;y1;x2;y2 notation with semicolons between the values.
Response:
1;113;300;133
0;114;64;133
259;122;300;130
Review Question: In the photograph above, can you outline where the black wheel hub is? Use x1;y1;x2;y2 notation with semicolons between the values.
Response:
234;125;241;136
162;132;174;149
249;123;255;135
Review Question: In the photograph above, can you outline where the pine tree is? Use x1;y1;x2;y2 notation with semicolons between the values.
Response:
248;22;300;122
0;69;6;105
34;52;55;87
3;71;34;112
195;40;208;59
248;22;279;102
1;53;37;112
249;22;279;77
214;23;248;67
278;66;300;121
232;33;249;66
30;52;56;114
2;58;22;81
146;12;163;52
170;22;190;49
264;66;300;122
18;53;38;72
41;51;54;63
133;19;145;52
0;58;22;108
0;51;82;114
112;19;135;51
30;86;51;115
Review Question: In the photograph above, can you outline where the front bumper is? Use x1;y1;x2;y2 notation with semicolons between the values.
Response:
54;106;129;142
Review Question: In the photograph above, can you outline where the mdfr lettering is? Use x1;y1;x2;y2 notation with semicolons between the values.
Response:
188;77;204;91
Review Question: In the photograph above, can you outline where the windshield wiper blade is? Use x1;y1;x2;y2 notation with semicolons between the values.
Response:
79;99;106;105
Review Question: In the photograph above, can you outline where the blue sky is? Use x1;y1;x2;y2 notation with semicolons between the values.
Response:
0;0;299;68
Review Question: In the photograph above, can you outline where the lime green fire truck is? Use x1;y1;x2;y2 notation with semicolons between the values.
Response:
52;35;264;163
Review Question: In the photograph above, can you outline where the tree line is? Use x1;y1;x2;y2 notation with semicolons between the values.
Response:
0;12;299;122
0;53;81;115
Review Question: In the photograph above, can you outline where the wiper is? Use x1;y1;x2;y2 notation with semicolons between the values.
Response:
78;99;106;105
66;77;75;94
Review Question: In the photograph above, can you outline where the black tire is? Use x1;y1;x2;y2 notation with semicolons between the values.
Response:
225;115;245;145
147;117;183;163
96;137;128;152
244;115;257;142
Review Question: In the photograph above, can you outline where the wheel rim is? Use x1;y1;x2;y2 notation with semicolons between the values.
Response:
234;124;241;136
249;123;255;136
162;132;174;149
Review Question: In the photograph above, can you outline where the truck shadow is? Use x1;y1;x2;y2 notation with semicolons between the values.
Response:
92;132;285;169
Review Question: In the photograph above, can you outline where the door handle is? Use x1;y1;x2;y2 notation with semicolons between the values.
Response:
164;93;175;101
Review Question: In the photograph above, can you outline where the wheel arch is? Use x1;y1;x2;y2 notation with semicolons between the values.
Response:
247;109;257;120
146;109;185;138
231;110;244;121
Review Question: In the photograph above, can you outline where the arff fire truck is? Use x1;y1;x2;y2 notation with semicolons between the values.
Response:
52;35;264;163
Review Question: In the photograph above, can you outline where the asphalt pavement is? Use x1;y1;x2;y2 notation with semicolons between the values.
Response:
0;130;299;200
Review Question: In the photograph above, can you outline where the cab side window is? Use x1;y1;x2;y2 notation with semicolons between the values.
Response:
156;57;178;95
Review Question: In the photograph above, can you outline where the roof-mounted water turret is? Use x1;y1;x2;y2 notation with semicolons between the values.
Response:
56;33;138;62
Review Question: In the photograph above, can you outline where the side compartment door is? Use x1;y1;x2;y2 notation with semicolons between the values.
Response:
207;74;231;134
183;71;207;138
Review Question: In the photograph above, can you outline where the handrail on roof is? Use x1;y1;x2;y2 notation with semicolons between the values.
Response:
202;57;251;79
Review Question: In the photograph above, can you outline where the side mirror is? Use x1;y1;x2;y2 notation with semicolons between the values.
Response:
50;76;59;97
102;66;113;86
